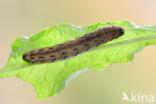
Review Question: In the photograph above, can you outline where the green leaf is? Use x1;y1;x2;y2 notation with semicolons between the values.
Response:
0;21;156;98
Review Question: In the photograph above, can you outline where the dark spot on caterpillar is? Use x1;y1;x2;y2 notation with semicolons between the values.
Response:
63;56;68;59
73;47;78;51
59;44;64;46
30;53;35;56
49;47;53;49
23;25;124;63
62;52;66;54
38;56;44;58
84;43;88;46
50;55;54;58
38;49;43;52
72;47;79;55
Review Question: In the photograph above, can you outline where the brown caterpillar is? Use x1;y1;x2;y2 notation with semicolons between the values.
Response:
23;25;124;63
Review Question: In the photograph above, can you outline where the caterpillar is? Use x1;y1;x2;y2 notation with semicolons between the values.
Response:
23;25;124;63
